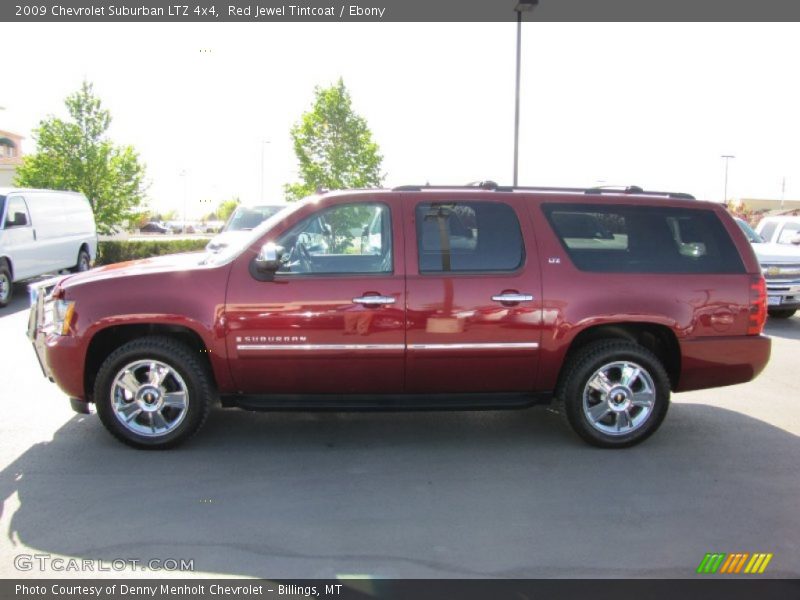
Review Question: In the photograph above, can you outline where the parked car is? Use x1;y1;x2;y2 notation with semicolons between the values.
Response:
139;221;170;234
735;217;800;319
0;188;96;307
206;204;288;252
163;221;199;234
201;220;225;234
28;184;770;449
755;215;800;246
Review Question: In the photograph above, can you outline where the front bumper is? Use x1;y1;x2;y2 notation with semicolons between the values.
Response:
28;277;86;400
765;279;800;310
27;278;60;381
27;277;85;400
28;296;91;409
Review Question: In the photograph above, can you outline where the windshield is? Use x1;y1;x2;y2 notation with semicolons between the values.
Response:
202;199;312;266
224;205;287;232
735;218;765;244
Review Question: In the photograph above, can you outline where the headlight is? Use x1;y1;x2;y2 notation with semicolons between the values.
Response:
52;299;76;335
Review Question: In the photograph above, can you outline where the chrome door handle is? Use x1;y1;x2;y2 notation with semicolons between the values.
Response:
491;293;534;303
352;296;396;305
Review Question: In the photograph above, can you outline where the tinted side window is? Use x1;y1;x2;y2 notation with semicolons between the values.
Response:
416;201;524;272
543;204;745;274
3;196;30;228
276;203;392;275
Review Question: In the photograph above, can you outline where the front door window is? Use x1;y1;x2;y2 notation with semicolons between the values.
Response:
276;203;392;275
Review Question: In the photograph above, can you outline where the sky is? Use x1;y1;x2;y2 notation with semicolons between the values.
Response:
2;22;800;218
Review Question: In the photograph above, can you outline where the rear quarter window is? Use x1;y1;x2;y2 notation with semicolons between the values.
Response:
542;204;745;274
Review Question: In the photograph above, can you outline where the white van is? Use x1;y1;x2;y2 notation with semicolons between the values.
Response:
0;188;97;307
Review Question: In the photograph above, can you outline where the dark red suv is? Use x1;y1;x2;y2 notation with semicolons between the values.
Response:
28;185;771;449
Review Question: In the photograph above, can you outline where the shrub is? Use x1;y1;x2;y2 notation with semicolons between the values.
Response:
97;239;209;266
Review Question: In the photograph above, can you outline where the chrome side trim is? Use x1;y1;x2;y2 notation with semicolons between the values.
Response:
409;342;539;351
237;344;405;352
236;342;540;352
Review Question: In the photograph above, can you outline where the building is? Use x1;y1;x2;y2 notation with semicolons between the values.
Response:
0;129;24;187
735;198;800;214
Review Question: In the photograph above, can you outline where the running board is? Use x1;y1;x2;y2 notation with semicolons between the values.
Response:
221;392;553;412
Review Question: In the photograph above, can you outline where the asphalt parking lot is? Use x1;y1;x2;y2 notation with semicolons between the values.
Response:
1;282;798;579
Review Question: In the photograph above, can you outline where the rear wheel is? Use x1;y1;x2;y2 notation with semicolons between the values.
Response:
0;263;11;307
94;336;213;449
768;308;796;319
70;248;91;273
556;340;671;448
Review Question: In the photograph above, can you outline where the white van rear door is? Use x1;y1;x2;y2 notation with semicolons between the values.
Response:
24;192;76;272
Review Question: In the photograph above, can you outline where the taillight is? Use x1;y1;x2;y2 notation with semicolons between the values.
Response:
748;275;767;335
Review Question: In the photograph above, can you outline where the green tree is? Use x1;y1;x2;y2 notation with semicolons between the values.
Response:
134;210;153;230
217;197;240;222
158;209;178;222
14;81;147;233
285;79;384;202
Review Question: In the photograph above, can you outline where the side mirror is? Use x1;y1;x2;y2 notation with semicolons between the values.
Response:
255;242;284;272
250;242;284;281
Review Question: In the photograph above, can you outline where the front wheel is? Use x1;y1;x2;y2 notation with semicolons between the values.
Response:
768;308;796;319
556;341;671;448
94;337;213;449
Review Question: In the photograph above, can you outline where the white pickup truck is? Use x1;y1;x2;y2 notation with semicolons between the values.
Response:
736;217;800;318
756;215;800;246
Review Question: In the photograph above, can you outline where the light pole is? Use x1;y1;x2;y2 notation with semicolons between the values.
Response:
513;0;538;187
781;176;786;210
179;169;188;232
260;140;270;202
721;155;735;203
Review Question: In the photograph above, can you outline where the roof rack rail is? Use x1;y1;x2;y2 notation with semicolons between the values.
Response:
464;180;499;190
391;183;695;200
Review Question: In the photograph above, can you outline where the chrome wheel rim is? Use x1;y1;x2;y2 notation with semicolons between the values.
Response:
0;273;9;303
582;361;656;436
110;360;189;437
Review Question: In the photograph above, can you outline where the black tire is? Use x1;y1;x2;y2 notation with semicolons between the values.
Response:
70;248;91;273
94;336;213;449
556;340;671;448
768;308;796;319
0;262;12;308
